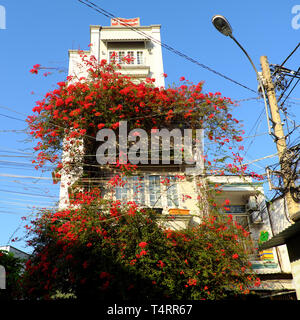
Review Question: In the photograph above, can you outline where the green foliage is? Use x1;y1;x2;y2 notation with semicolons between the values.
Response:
0;250;24;300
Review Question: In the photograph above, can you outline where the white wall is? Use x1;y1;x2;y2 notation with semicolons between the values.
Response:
268;197;293;273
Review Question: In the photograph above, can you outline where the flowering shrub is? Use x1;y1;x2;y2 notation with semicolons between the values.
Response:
27;52;248;176
21;52;262;299
21;191;259;300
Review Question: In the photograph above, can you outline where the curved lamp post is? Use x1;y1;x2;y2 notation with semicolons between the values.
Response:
211;14;271;135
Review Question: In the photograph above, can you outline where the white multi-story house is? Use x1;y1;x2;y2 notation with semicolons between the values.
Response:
59;18;165;209
58;18;295;298
68;17;165;87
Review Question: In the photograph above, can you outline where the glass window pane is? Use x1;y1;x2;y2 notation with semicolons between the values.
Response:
149;176;161;207
137;51;143;65
167;176;179;207
118;51;125;64
132;176;145;204
235;215;249;229
127;51;134;64
225;205;246;213
109;51;117;64
115;177;129;202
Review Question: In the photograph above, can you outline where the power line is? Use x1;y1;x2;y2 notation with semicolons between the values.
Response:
0;113;25;122
0;173;53;180
242;152;279;166
280;74;300;107
0;148;32;155
0;210;31;216
243;107;265;156
279;42;300;68
0;188;57;198
278;67;300;104
0;129;25;133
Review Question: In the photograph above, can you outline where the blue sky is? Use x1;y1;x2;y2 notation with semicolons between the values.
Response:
0;0;299;253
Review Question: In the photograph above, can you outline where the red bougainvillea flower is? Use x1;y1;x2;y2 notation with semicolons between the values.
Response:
232;253;239;259
187;278;197;286
30;64;41;74
140;249;147;256
157;260;165;268
138;241;148;249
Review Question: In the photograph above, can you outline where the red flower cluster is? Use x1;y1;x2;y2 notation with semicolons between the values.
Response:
26;52;255;182
30;64;41;74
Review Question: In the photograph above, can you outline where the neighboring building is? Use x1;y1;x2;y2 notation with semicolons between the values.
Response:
209;176;295;298
58;18;296;298
0;245;30;261
265;196;294;273
0;246;30;290
259;195;299;299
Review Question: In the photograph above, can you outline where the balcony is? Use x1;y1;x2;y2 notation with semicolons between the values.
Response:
119;65;150;78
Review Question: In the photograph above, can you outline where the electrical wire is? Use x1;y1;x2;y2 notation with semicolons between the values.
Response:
278;42;300;69
278;67;300;104
243;107;265;157
280;75;300;107
0;188;57;198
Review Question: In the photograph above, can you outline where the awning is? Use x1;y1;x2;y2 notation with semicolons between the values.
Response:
259;220;300;250
101;32;150;42
102;38;150;42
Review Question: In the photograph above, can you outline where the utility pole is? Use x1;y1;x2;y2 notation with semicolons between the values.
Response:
260;56;300;222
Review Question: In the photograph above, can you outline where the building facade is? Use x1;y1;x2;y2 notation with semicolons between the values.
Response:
68;17;165;87
58;18;295;298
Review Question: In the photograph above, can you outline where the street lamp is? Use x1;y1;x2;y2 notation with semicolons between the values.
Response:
211;14;271;135
212;15;259;77
211;15;233;37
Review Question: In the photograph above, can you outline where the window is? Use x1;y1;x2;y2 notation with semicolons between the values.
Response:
220;205;249;229
231;214;249;230
108;50;145;65
113;175;180;209
224;205;246;213
219;209;258;258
